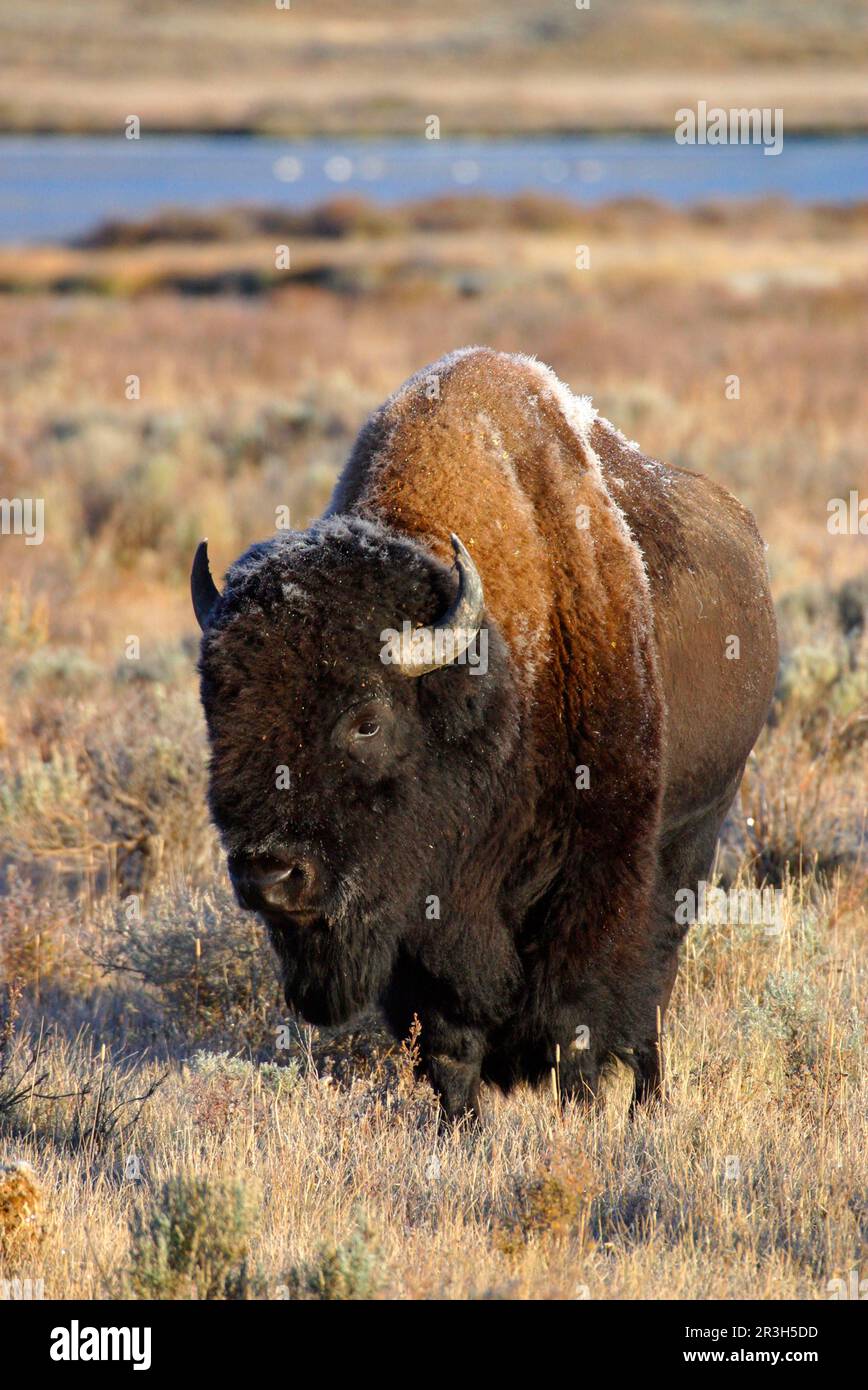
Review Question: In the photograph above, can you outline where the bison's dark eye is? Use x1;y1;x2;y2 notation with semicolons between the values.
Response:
331;698;397;769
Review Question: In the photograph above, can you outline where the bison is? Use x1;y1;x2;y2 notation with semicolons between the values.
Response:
192;347;777;1121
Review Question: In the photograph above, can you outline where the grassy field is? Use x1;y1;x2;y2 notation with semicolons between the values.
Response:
1;0;867;134
0;197;866;1299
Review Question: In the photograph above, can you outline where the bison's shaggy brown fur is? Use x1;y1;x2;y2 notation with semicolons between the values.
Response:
195;348;778;1120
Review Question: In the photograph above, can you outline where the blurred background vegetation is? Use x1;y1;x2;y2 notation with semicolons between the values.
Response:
0;0;866;134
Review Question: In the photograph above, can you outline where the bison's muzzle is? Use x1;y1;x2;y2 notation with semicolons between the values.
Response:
228;848;325;922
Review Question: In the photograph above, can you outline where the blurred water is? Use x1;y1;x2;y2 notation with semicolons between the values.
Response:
0;135;866;243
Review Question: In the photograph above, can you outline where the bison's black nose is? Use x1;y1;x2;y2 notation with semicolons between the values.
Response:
230;849;324;919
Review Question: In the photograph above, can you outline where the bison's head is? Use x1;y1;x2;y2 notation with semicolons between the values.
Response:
192;516;519;1025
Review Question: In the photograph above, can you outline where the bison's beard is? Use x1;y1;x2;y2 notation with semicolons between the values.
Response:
265;905;400;1026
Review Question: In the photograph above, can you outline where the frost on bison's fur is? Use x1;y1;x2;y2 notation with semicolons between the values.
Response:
192;347;778;1122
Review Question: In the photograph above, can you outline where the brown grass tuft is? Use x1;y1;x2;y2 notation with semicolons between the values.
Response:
0;1160;47;1267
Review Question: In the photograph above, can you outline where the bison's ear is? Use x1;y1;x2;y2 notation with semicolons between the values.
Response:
191;539;221;630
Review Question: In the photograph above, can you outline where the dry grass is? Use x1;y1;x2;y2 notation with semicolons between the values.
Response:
0;0;867;135
0;196;866;1299
1;887;866;1299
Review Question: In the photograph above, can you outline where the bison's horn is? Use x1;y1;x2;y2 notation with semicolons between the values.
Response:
191;539;220;630
398;533;484;677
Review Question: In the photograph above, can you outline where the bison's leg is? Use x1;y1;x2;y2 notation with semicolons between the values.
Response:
427;1058;482;1127
630;946;680;1110
630;971;673;1111
558;1054;601;1109
419;1018;486;1126
631;792;738;1112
